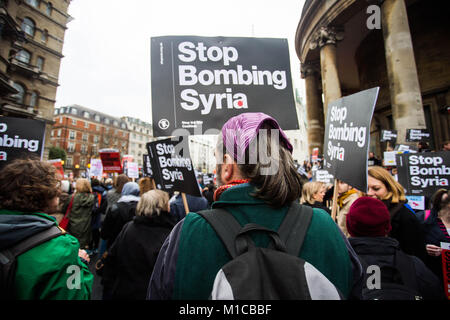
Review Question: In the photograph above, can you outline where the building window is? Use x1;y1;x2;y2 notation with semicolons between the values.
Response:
104;118;110;125
71;108;77;115
84;122;89;129
67;142;75;153
93;135;99;143
16;50;31;64
81;144;87;154
82;133;88;141
21;18;35;37
46;2;52;16
26;0;39;8
72;119;77;126
41;29;48;43
57;129;61;137
12;83;25;104
94;115;100;122
29;91;38;108
83;111;90;119
54;109;58;115
69;130;75;140
66;157;73;166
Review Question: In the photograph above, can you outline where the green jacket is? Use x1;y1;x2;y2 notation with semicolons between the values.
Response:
148;183;353;299
67;193;95;248
0;209;93;299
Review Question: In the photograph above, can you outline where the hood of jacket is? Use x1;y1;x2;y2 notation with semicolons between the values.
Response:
118;182;140;203
0;210;57;251
348;236;400;256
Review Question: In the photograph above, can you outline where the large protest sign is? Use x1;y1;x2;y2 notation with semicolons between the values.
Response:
151;36;298;136
380;129;397;143
0;117;46;170
322;87;379;192
99;149;122;173
146;137;201;197
396;151;449;198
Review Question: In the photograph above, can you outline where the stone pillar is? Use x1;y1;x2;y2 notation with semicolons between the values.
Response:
301;61;325;155
310;26;344;117
381;0;426;144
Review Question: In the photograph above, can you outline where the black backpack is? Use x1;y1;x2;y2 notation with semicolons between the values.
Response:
0;226;64;300
197;202;343;300
358;249;423;300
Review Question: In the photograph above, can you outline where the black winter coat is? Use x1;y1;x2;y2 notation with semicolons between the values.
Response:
383;200;427;262
349;237;444;300
105;212;175;300
101;200;138;250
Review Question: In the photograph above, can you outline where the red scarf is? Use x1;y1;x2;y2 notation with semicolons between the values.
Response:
213;179;250;202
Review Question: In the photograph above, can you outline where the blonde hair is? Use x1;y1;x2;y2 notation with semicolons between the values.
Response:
368;166;406;203
300;181;325;205
75;178;92;193
136;189;169;217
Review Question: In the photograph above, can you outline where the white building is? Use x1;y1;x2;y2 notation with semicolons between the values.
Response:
284;88;310;165
188;135;216;174
122;116;155;167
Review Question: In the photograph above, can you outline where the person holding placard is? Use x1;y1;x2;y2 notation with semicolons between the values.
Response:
367;166;427;262
421;189;450;291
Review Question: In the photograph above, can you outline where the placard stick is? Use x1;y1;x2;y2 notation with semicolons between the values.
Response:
181;192;190;216
331;179;339;222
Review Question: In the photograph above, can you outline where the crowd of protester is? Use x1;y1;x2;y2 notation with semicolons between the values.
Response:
0;113;449;301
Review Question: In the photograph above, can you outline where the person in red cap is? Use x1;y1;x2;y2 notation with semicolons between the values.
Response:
347;197;444;300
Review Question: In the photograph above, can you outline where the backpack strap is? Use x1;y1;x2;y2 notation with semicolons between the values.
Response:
197;208;242;259
277;202;313;256
8;225;65;258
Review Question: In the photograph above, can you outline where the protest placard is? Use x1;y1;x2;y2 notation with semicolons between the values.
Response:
0;117;46;170
151;36;298;136
380;129;397;143
127;162;139;179
142;154;153;177
89;159;103;177
396;151;449;198
322;87;379;193
406;129;431;142
146;137;201;197
99;149;122;173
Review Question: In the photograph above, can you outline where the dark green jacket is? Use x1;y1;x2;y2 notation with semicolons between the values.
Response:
0;209;93;299
67;193;94;248
148;183;353;299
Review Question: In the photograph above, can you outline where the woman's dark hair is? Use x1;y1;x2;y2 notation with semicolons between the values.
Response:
0;158;60;212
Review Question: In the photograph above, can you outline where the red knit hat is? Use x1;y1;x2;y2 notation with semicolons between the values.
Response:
346;197;392;237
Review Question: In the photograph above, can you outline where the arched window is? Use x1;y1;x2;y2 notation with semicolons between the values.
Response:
21;17;35;37
25;0;39;8
16;49;31;64
46;2;52;16
29;91;38;107
12;83;25;104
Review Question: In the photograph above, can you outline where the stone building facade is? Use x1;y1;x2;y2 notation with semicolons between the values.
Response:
0;0;72;159
296;0;449;156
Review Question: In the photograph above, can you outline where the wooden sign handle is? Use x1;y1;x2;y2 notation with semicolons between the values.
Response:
331;179;339;222
181;192;190;216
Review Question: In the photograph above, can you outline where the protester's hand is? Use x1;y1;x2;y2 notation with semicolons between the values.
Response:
78;249;90;263
426;244;441;257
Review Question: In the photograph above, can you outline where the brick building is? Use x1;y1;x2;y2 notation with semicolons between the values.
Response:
51;105;129;177
0;0;72;159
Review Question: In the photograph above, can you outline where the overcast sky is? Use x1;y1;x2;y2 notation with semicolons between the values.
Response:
55;0;306;123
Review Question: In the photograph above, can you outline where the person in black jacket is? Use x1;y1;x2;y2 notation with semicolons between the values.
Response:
422;189;450;291
100;181;140;250
347;197;444;300
100;181;140;299
105;189;175;300
367;166;427;262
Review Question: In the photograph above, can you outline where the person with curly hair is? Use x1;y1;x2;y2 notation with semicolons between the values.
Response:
0;158;93;299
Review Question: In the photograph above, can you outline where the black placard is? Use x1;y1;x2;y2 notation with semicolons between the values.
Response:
146;137;201;196
406;129;430;142
0;117;46;171
323;87;379;192
396;151;449;198
151;35;298;136
142;154;153;177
